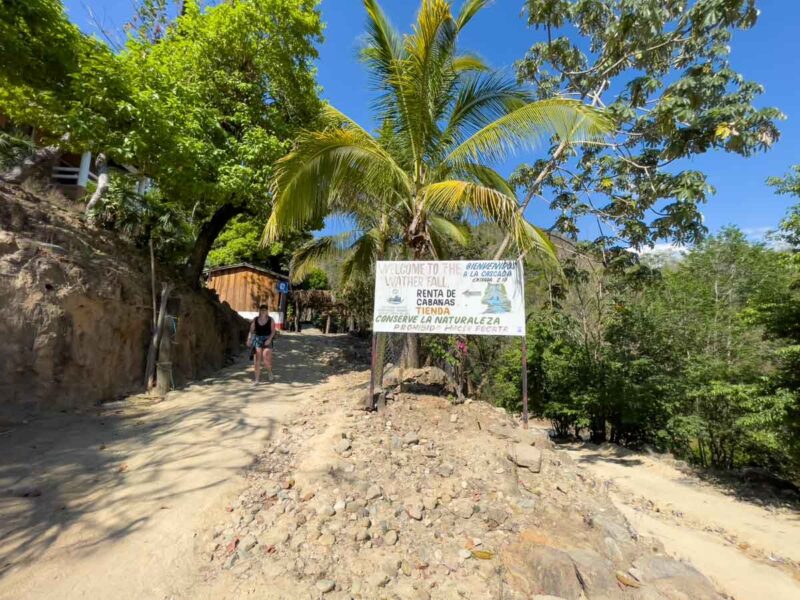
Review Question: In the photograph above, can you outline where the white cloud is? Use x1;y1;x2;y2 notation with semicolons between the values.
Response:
631;243;689;257
742;226;773;241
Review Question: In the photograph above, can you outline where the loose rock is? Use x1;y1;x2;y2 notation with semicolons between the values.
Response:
403;432;420;445
507;444;542;473
406;499;424;520
384;530;399;546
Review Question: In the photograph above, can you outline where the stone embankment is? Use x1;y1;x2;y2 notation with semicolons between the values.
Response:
197;368;723;600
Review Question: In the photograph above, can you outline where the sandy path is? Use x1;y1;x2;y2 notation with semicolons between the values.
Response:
561;442;800;600
0;332;334;600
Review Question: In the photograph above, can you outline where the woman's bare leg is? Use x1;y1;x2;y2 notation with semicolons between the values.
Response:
254;347;262;382
264;349;273;381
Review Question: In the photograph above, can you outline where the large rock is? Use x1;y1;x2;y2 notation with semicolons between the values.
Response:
382;366;454;395
507;545;583;600
632;556;723;600
507;443;543;473
567;549;617;596
588;513;635;548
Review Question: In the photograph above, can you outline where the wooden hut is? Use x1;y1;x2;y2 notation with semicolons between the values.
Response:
205;263;289;328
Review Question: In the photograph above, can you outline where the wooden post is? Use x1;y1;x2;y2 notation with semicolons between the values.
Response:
144;282;173;390
77;150;92;191
156;321;173;397
368;333;377;410
521;334;529;429
279;291;287;328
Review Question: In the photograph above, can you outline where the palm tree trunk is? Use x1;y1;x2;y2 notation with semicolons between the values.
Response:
398;237;426;369
401;333;420;369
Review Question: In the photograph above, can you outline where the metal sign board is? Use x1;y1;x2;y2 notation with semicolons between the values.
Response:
372;260;525;336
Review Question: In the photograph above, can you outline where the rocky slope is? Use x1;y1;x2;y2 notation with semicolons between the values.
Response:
0;182;247;413
193;367;724;600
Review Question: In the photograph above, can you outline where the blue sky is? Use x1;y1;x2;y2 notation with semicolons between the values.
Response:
63;0;800;244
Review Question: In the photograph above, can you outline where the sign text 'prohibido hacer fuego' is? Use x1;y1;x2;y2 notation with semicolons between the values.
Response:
372;261;526;336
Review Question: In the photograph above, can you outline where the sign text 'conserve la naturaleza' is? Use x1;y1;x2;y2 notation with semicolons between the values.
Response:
372;261;525;336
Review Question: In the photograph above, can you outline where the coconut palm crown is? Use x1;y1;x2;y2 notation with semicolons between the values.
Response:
264;0;611;284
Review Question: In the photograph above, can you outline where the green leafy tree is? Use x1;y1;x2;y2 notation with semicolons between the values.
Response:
488;228;798;478
512;0;783;250
763;168;800;477
265;0;610;366
207;216;309;274
0;1;132;182
1;1;323;284
299;268;329;290
90;174;195;264
122;0;323;286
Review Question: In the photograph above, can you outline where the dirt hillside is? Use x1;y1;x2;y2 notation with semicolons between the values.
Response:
0;183;247;413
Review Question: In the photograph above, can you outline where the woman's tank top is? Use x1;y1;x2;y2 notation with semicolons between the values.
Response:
253;316;273;336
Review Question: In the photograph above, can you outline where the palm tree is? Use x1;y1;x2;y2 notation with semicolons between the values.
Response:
264;0;611;366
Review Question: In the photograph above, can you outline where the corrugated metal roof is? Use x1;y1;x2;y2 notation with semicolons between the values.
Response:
204;262;289;280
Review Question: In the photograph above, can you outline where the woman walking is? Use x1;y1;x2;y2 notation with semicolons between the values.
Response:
248;304;275;384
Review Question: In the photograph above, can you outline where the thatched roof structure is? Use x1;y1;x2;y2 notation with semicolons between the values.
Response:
289;289;335;311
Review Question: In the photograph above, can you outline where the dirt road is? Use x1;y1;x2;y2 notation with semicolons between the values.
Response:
0;332;336;600
561;442;800;600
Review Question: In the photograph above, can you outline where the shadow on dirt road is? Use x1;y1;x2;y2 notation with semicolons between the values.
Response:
0;332;336;599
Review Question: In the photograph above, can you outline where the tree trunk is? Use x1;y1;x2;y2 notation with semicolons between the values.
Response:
1;135;68;183
149;236;158;328
184;203;244;288
84;153;109;221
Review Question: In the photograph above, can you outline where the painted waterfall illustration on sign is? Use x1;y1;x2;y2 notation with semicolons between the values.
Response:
481;283;512;314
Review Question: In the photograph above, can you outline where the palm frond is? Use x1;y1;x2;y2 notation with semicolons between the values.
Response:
421;179;518;224
321;105;376;139
290;232;357;283
421;179;557;260
361;0;405;92
403;0;459;169
444;98;612;169
452;53;489;73
512;218;557;260
441;72;532;150
456;163;516;198
264;125;411;241
455;0;490;31
361;0;417;165
341;228;383;284
427;214;470;249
